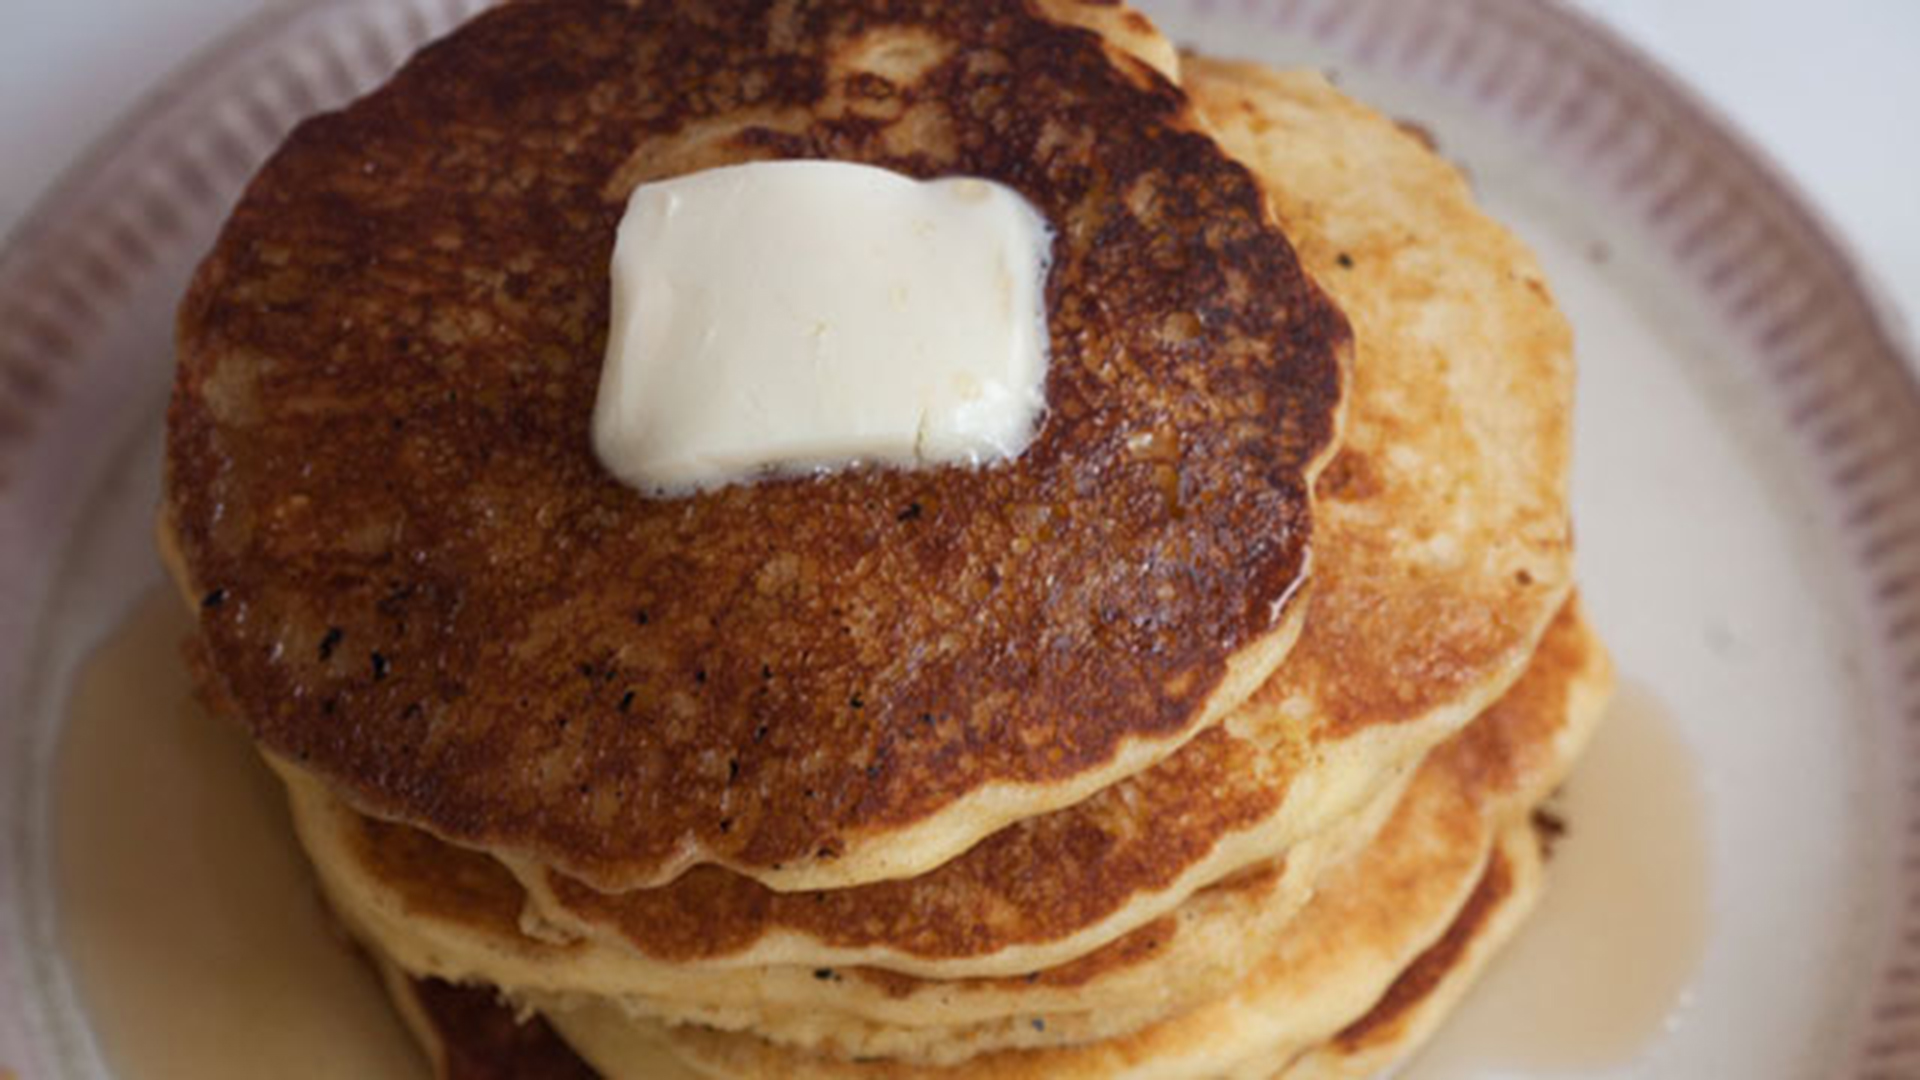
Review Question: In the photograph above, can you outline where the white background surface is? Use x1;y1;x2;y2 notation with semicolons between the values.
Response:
2;0;1916;347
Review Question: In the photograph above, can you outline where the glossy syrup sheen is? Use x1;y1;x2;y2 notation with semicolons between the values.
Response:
1408;682;1710;1078
55;588;425;1079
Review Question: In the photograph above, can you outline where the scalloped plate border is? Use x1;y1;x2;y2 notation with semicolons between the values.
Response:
2;0;1917;1076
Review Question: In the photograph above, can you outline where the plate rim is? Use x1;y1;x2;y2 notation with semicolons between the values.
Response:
3;0;1920;1076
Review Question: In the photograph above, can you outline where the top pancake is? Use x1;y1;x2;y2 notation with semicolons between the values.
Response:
163;1;1347;891
468;62;1576;976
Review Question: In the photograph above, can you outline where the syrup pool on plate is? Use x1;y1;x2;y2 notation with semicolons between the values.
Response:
55;588;425;1079
1406;682;1710;1078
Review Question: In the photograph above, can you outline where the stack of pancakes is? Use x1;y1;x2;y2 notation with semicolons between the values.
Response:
159;2;1611;1077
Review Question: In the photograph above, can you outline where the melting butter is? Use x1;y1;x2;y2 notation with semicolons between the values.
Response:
592;161;1052;494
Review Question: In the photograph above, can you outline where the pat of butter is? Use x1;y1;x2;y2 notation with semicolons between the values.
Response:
592;161;1052;494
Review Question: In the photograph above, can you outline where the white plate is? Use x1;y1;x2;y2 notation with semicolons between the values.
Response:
4;1;1918;1077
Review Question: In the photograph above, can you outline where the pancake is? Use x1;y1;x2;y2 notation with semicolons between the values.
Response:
545;600;1612;1078
1275;820;1545;1080
1273;824;1546;1080
163;0;1348;894
372;957;602;1080
486;58;1576;977
366;821;1542;1080
1036;0;1181;81
279;748;1410;1063
372;956;691;1080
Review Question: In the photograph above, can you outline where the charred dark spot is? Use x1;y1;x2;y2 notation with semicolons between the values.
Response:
1531;806;1569;857
1316;451;1382;502
1336;251;1354;268
845;71;894;100
618;690;635;713
201;588;227;609
371;651;390;680
318;626;343;661
896;501;923;522
1393;116;1439;151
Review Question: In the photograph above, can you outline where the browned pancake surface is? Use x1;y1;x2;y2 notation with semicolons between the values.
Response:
1184;60;1575;742
166;0;1346;890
